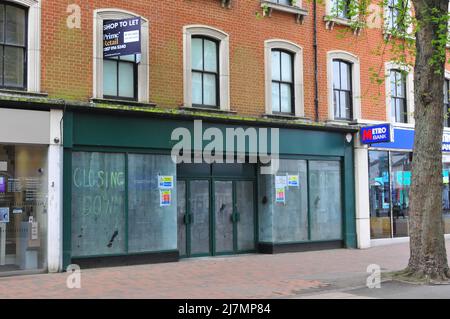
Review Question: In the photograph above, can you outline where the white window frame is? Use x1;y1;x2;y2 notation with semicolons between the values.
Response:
183;25;230;111
385;61;415;126
325;0;358;21
264;39;304;117
0;0;41;93
444;70;450;130
327;50;361;121
383;0;413;37
93;9;149;102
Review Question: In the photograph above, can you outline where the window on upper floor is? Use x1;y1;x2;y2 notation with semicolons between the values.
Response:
271;49;294;114
389;69;408;123
93;10;149;103
191;36;219;108
264;40;304;117
333;60;353;120
183;25;230;111
330;0;351;19
0;2;27;90
270;0;290;5
385;0;408;33
444;78;450;127
103;54;139;100
327;51;361;121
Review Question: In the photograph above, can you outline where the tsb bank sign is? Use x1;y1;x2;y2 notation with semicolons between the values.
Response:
360;124;394;144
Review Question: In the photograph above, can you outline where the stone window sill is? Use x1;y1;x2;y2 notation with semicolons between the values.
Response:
180;106;237;115
383;29;415;41
260;0;308;24
326;119;359;126
91;98;156;108
324;16;362;35
263;113;312;121
0;89;48;98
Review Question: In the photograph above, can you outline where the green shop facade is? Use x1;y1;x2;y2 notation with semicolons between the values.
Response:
62;106;357;268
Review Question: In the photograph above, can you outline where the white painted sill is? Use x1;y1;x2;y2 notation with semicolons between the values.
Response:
260;0;308;24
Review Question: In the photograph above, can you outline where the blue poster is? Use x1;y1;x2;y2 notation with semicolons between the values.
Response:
103;17;141;58
0;207;9;223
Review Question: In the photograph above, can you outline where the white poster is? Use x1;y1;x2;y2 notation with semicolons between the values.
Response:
275;176;287;188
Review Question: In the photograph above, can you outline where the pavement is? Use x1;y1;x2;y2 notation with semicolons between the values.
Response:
0;240;449;299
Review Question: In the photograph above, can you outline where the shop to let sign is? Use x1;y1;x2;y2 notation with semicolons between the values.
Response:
103;17;141;58
360;124;394;144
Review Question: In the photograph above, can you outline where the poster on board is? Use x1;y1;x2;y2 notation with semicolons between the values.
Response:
275;176;287;188
160;190;172;207
287;175;299;187
275;188;286;204
158;176;174;189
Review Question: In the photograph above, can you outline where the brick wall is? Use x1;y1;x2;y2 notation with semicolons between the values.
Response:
40;0;450;121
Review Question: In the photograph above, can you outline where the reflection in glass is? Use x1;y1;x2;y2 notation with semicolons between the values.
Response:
214;181;233;253
309;161;342;241
236;181;255;251
443;156;450;234
369;151;391;239
177;181;187;256
190;180;210;255
127;154;176;253
71;152;126;257
391;152;411;237
273;159;308;243
0;145;48;272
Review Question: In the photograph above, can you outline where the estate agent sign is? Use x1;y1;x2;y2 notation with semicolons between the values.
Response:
103;17;141;58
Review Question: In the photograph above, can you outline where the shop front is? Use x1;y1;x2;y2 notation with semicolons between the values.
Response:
0;106;63;275
63;108;357;269
354;125;450;248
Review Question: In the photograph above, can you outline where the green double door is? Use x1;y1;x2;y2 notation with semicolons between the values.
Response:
177;179;256;257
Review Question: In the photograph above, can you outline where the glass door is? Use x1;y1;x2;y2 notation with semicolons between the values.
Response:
214;181;234;254
213;180;255;255
177;179;211;257
235;181;256;252
178;178;256;257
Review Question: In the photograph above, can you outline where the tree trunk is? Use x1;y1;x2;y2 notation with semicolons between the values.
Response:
407;0;450;282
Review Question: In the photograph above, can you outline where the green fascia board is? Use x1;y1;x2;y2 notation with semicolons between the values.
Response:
69;111;352;157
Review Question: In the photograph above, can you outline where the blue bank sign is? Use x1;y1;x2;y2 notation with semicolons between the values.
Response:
360;124;394;144
103;17;141;58
362;126;450;152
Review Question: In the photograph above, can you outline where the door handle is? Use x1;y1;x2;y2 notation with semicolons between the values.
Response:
231;212;240;223
184;214;194;225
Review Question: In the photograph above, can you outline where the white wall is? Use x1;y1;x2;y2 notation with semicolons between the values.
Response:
47;110;63;272
354;133;371;249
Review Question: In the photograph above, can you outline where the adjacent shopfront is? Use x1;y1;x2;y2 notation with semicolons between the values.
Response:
367;127;450;239
0;106;62;275
354;125;450;248
63;108;357;268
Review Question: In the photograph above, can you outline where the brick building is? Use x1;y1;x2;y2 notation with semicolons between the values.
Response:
0;0;449;275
